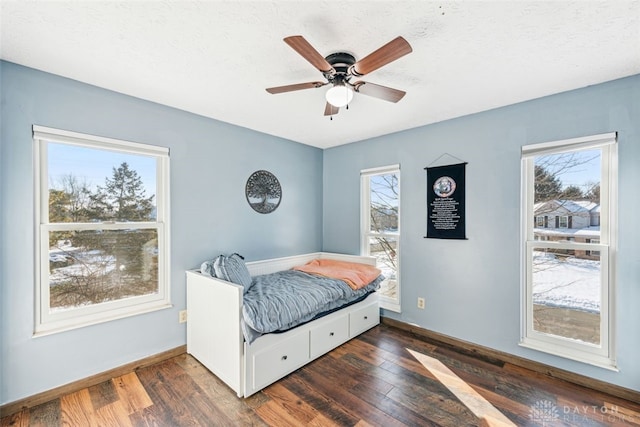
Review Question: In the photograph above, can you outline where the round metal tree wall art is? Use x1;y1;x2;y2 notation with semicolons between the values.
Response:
245;170;282;214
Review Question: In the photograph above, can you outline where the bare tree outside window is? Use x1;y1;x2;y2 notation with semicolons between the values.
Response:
362;168;400;307
530;149;602;345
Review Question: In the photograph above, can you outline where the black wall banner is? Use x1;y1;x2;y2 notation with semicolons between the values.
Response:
425;162;467;239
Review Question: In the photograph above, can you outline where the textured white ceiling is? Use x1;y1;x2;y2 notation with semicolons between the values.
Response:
2;1;639;149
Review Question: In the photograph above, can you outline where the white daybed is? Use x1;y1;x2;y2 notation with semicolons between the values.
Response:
186;252;380;398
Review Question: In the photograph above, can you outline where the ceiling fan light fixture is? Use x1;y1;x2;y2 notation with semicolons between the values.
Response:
325;84;354;108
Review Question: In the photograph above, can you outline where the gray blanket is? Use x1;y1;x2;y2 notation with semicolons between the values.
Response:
241;270;382;343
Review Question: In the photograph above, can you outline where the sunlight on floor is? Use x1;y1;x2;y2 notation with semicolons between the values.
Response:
407;348;516;427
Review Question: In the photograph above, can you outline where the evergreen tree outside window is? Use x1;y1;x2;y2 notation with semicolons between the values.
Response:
34;126;170;335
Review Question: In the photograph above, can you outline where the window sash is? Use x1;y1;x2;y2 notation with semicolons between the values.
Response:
523;242;610;359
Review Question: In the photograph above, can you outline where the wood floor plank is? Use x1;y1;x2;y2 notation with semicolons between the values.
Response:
261;382;323;425
136;358;237;425
331;337;390;367
505;362;640;414
88;379;119;412
296;363;410;427
127;403;173;427
349;381;440;427
255;400;310;427
95;400;133;427
276;373;361;426
344;347;482;426
259;381;343;427
0;410;28;427
113;372;153;415
604;403;640;426
382;361;481;427
466;382;539;426
60;388;98;426
21;400;59;427
172;353;267;425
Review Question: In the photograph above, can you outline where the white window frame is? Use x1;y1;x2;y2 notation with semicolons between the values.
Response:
559;215;569;229
520;132;617;369
361;164;401;312
34;126;171;336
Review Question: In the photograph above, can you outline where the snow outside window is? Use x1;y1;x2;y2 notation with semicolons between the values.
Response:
361;165;400;312
34;126;171;335
521;132;617;369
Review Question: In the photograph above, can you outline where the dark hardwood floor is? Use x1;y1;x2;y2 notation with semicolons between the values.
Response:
3;324;639;426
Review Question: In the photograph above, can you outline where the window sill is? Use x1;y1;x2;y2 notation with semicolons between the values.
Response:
33;302;172;338
519;338;618;372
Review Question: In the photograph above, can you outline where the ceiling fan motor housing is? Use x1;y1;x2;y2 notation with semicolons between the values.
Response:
324;52;356;84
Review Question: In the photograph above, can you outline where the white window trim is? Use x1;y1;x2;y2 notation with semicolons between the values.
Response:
559;215;568;229
520;132;617;370
361;164;401;312
33;126;171;336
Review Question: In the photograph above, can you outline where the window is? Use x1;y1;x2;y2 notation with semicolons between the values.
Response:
361;165;400;312
34;126;170;335
559;216;569;228
587;239;601;257
521;132;617;369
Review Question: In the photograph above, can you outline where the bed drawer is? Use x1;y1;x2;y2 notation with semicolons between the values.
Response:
349;300;380;337
251;330;310;391
310;313;349;359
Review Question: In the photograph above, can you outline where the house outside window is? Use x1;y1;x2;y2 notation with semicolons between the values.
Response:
361;165;400;312
521;132;617;369
34;126;171;335
587;239;601;257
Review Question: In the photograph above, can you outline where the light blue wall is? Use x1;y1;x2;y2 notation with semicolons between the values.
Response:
323;74;640;392
2;59;638;405
0;61;323;404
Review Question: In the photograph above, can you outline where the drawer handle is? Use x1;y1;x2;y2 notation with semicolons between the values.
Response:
364;316;368;320
281;355;288;361
329;332;334;336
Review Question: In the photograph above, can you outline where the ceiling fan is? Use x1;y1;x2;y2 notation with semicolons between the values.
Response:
266;35;412;117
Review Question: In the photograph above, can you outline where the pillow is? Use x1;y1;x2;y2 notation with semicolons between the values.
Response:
200;260;216;277
213;253;253;292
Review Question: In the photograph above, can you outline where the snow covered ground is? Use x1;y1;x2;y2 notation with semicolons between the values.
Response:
532;251;600;313
49;242;116;286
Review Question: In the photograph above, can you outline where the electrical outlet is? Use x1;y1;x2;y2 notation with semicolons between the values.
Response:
417;297;425;309
179;310;187;323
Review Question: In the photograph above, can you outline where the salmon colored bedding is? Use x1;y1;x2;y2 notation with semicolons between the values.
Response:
293;259;381;290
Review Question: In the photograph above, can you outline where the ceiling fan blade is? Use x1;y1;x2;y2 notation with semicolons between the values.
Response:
353;81;406;103
266;81;326;94
350;36;412;77
284;35;335;74
324;102;339;116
